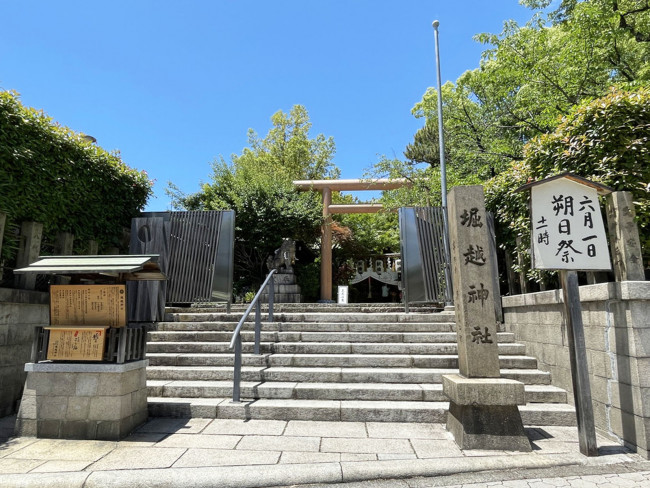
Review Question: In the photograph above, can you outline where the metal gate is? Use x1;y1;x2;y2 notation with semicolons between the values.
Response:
399;206;502;319
129;210;235;317
166;210;235;304
399;206;452;307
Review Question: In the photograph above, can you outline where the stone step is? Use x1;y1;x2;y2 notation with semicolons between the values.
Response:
146;341;527;356
168;312;455;324
147;353;537;369
147;380;566;403
146;366;551;385
154;321;457;333
147;397;576;425
147;331;515;344
166;303;441;314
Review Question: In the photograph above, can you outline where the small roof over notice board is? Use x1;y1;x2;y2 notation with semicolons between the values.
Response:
14;254;166;281
515;172;613;196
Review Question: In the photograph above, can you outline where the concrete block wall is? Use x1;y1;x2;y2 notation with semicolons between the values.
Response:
0;288;48;417
502;281;650;458
15;361;148;440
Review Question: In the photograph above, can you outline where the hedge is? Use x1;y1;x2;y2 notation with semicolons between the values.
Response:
0;91;152;262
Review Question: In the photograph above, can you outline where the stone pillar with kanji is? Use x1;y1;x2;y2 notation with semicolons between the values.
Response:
442;185;531;451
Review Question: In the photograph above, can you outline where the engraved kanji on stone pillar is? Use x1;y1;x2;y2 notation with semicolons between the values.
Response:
443;185;530;452
448;187;500;378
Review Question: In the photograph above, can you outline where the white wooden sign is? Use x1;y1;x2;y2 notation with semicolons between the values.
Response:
337;285;349;304
530;177;611;271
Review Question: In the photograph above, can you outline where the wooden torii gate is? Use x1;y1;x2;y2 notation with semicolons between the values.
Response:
294;178;409;301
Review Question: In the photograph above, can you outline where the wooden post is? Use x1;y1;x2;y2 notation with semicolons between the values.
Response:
606;191;645;282
15;221;43;290
515;236;529;293
505;252;518;295
320;187;333;301
0;212;6;278
560;270;598;456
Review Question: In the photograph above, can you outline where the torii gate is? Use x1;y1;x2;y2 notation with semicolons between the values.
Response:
294;178;410;301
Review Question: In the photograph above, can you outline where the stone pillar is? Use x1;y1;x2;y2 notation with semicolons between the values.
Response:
15;222;43;290
443;185;530;451
0;212;6;258
55;232;74;255
320;187;333;301
606;191;645;282
54;232;74;285
87;240;99;255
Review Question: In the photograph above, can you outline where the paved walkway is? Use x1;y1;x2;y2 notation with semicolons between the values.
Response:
1;415;649;487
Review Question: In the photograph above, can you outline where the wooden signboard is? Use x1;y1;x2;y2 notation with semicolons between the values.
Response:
50;284;127;327
45;326;109;361
517;173;612;457
530;177;611;271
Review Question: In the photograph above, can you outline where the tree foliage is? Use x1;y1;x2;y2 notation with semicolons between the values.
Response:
168;105;337;292
407;0;650;181
0;91;153;263
486;86;650;269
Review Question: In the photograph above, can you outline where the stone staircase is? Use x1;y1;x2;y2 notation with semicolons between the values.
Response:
146;303;575;425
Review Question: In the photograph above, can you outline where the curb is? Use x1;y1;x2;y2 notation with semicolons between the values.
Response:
2;452;588;488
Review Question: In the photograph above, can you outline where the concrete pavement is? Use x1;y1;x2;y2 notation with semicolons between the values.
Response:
1;415;649;488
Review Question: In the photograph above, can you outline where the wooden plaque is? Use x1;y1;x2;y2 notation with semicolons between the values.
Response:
45;326;109;361
50;284;127;327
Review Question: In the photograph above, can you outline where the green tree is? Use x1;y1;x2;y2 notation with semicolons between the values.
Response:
485;86;650;273
168;105;338;292
406;0;650;181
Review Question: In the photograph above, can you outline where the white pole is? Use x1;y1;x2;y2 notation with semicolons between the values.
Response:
432;20;453;307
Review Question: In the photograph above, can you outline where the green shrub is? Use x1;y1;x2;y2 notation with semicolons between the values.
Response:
0;91;153;262
486;86;650;270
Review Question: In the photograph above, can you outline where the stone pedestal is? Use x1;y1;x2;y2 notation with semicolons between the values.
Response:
15;360;148;440
261;272;302;303
443;374;530;451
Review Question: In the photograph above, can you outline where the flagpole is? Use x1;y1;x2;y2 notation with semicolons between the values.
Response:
432;20;453;308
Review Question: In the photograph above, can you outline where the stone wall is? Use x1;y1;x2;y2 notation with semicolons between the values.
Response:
502;281;650;458
0;288;48;417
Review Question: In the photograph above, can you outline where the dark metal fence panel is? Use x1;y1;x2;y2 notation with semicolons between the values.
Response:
398;207;426;305
399;206;451;306
128;215;170;322
399;206;499;311
486;211;503;322
416;207;451;303
166;210;234;304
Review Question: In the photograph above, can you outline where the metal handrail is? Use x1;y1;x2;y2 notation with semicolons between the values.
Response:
229;269;276;403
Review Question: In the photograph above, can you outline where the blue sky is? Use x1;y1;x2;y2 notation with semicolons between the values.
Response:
1;1;534;210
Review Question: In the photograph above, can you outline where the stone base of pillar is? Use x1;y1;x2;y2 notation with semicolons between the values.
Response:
15;360;148;441
443;374;531;452
261;272;302;303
